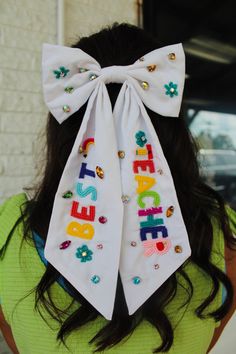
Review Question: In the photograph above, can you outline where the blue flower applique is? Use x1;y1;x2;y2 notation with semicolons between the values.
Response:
135;130;147;147
53;66;70;79
164;82;178;98
76;244;93;262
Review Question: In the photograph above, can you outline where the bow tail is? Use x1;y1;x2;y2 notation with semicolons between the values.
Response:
113;84;191;316
45;83;124;320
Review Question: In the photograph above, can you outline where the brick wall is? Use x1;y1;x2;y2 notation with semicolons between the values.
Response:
0;0;137;204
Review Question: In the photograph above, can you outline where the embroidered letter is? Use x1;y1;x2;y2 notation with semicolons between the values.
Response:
136;148;148;156
76;182;97;201
66;221;94;240
146;144;153;160
79;162;95;179
140;215;164;228
133;160;155;173
71;201;95;221
135;175;156;194
138;207;163;216
137;191;160;208
140;225;168;241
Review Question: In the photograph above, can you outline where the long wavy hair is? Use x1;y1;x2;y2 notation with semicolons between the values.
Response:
4;23;236;353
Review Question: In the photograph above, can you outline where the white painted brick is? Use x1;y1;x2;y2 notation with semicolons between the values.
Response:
0;69;41;92
0;0;56;34
0;133;35;155
0;46;41;71
0;25;56;51
1;112;46;133
0;91;47;113
0;155;36;176
0;175;32;199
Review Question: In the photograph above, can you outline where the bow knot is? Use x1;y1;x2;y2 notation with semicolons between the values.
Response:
100;65;129;84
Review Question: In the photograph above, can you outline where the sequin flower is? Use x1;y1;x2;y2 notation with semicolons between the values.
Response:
135;131;147;147
164;82;178;97
53;66;70;79
76;244;93;262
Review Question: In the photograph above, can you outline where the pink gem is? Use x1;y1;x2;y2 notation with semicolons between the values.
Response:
97;244;103;249
59;240;71;249
99;216;107;224
131;241;137;247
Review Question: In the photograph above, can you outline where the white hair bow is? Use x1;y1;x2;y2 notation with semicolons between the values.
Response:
42;42;191;320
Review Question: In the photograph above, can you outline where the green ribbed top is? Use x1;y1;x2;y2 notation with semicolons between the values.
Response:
0;193;234;354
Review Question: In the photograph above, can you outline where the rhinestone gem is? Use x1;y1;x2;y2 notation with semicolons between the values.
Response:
166;206;174;217
99;216;107;224
89;73;98;81
131;241;137;247
156;241;165;251
62;105;70;113
96;166;104;179
121;195;130;203
168;53;176;60
64;87;74;93
132;276;141;284
175;245;182;253
170;87;175;93
78;145;84;154
78;67;88;73
147;64;157;72
139;57;145;61
97;244;103;249
154;264;160;269
91;275;100;284
59;240;71;249
82;251;87;257
157;168;163;175
141;81;149;90
118;150;125;159
62;190;73;199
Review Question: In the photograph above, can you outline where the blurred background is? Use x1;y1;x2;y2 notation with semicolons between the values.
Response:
0;0;235;353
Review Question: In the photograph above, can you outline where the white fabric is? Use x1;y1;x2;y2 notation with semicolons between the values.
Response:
42;42;191;320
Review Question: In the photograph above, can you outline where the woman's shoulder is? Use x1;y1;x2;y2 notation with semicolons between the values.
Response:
0;193;27;250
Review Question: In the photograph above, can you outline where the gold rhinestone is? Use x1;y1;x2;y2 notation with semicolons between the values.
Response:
166;206;174;217
78;67;88;73
118;150;125;159
96;166;104;179
175;245;182;253
89;73;98;81
82;251;87;256
62;105;70;113
147;64;157;72
64;87;74;93
168;53;176;60
78;145;84;154
141;81;149;90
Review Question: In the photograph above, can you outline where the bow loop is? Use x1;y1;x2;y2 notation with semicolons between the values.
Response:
100;65;129;84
